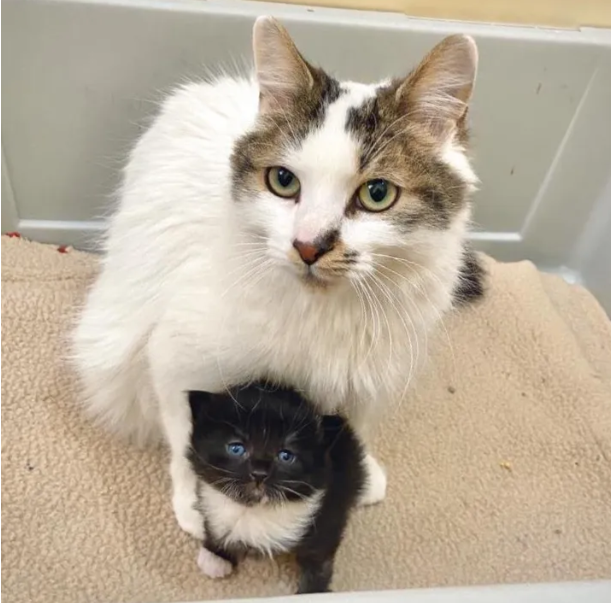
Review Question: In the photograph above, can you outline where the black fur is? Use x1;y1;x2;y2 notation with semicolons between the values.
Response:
188;383;365;594
453;247;486;305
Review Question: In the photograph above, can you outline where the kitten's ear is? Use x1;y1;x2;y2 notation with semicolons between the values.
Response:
321;414;347;448
396;34;478;140
188;391;214;424
253;16;314;114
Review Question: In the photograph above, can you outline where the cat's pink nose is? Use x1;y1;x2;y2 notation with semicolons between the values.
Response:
293;241;321;265
293;232;337;266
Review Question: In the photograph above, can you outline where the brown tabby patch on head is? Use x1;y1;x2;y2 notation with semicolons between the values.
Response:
345;82;471;232
231;70;341;200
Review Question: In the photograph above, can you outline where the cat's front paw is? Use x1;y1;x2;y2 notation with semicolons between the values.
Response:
197;547;233;579
172;492;204;539
359;454;387;506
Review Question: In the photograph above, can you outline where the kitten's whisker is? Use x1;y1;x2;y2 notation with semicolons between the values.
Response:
280;479;316;493
192;452;237;476
277;485;309;501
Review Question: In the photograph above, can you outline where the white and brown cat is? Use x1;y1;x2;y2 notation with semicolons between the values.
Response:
72;17;484;538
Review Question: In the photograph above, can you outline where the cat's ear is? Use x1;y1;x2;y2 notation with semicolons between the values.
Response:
253;16;314;114
188;390;214;424
396;34;478;141
321;414;347;448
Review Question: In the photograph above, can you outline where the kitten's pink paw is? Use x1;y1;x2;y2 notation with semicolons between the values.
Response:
197;547;233;579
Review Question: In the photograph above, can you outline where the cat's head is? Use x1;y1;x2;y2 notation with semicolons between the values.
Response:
188;383;341;506
231;17;478;288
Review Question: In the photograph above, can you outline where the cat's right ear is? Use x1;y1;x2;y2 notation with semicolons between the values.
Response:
253;16;314;114
188;391;213;425
321;414;347;449
396;34;478;141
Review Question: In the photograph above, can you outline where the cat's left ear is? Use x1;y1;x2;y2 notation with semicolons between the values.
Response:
188;390;214;424
396;34;478;141
321;414;347;448
252;16;314;114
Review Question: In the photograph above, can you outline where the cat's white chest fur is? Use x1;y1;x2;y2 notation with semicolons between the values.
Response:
199;484;323;555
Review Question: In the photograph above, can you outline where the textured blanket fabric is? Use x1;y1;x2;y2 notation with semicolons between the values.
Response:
2;236;610;603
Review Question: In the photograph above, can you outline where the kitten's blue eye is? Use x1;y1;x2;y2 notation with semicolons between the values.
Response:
227;442;246;457
277;449;296;464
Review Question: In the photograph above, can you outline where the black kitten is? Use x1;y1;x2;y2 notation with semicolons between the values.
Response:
188;382;367;594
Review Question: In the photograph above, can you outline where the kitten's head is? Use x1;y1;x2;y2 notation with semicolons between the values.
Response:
188;383;341;506
231;17;478;288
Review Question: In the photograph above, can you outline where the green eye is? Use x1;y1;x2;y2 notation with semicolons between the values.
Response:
265;167;301;199
357;179;399;212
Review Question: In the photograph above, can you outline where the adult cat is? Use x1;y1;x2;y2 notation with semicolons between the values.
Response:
72;17;484;538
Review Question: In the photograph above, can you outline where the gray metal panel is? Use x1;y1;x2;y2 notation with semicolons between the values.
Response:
2;0;611;278
213;580;611;603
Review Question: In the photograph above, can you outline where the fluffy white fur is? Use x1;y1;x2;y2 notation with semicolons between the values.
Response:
72;18;477;539
199;484;324;557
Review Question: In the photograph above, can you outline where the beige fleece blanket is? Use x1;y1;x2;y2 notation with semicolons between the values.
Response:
2;235;611;603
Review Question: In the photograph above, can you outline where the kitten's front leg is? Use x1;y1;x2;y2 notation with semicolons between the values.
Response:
296;554;333;594
197;546;234;579
197;531;237;580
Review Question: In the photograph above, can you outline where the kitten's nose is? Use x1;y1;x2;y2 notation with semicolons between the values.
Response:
293;232;338;265
250;469;268;484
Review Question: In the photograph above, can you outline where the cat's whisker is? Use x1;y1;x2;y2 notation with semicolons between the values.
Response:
232;243;269;250
384;264;453;371
221;253;266;282
364;110;422;163
267;97;301;148
371;253;456;374
356;277;380;370
231;251;268;264
368;270;418;391
367;274;398;375
372;259;453;396
363;112;413;158
219;257;272;299
349;280;369;353
370;270;419;399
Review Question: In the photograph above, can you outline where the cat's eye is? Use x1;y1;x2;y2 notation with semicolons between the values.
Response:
265;167;301;199
356;179;399;212
226;442;246;457
277;449;296;464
